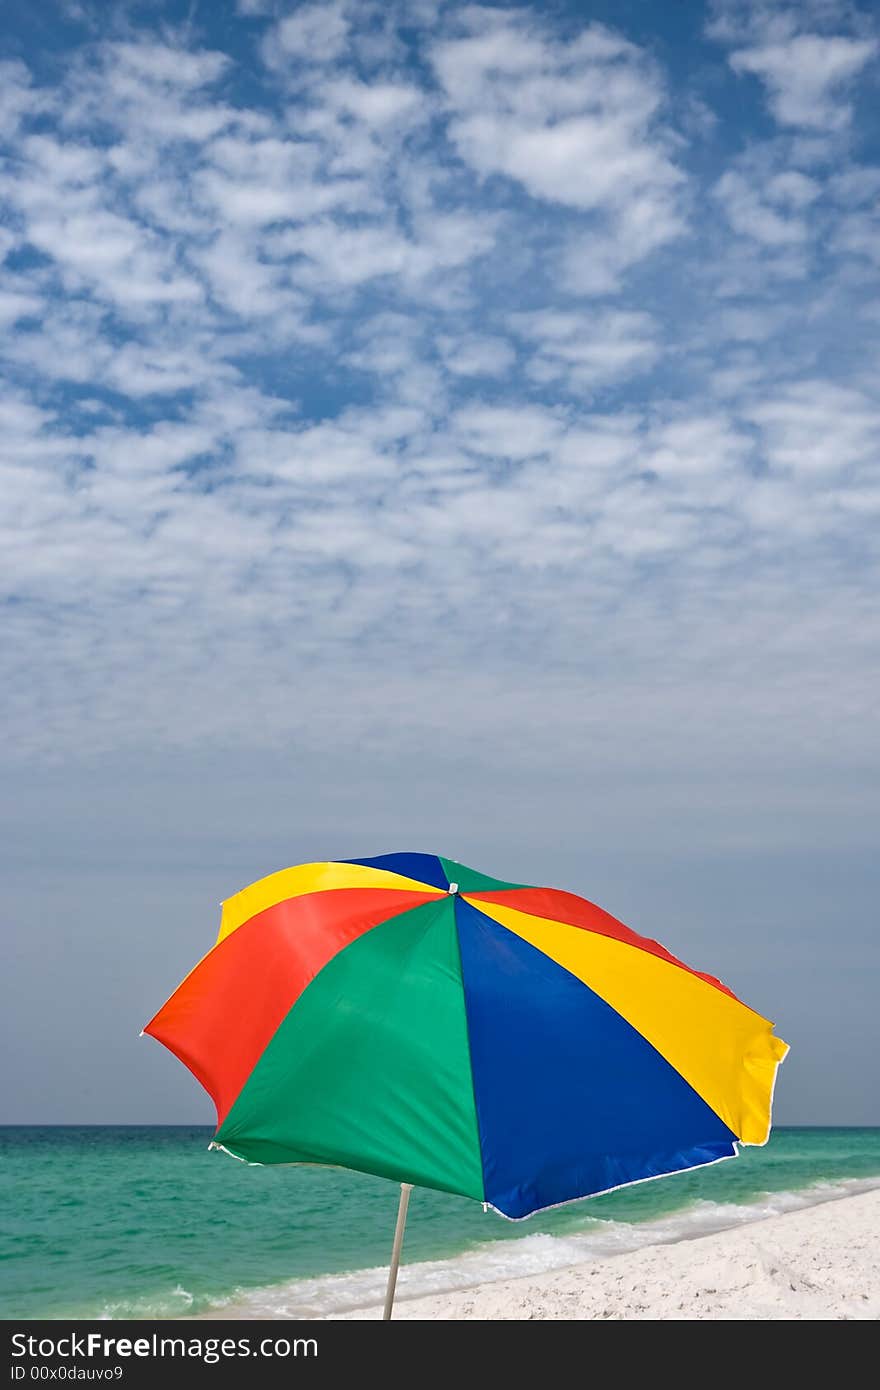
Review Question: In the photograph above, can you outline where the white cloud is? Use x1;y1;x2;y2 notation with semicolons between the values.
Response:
642;416;753;516
710;5;879;134
746;381;880;477
453;403;567;460
432;12;685;290
105;41;230;90
715;170;809;246
829;167;880;266
561;189;686;297
432;18;680;211
714;305;784;342
196;134;368;227
437;335;516;378
24;205;203;309
323;77;424;127
263;2;350;68
833;209;880;265
271;207;497;292
730;34;877;129
61;38;239;147
0;60;47;138
829;165;880;205
765;170;821;207
105;345;238;398
510;310;659;389
195;230;299;317
22;134;105;185
0;288;43;327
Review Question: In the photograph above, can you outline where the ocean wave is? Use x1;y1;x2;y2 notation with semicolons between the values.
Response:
188;1174;880;1320
97;1284;196;1321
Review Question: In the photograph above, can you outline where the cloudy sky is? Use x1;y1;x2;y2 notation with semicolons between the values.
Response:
2;0;878;1126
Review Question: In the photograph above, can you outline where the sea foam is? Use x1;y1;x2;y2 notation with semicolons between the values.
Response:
190;1174;880;1320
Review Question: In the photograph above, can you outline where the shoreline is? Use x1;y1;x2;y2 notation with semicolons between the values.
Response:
191;1180;880;1321
335;1188;880;1320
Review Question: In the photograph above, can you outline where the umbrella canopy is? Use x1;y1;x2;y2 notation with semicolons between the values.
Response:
144;852;788;1221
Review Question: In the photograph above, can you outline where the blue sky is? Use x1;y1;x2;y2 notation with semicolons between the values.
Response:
1;0;878;1125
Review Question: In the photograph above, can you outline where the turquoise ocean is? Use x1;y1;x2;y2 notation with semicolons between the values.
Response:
2;1127;879;1319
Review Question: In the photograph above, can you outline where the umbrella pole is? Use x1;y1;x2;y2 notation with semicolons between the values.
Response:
382;1182;413;1320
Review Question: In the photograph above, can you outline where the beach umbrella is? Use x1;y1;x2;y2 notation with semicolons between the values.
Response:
143;852;788;1318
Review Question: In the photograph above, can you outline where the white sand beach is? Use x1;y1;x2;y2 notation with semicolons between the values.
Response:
340;1189;880;1320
